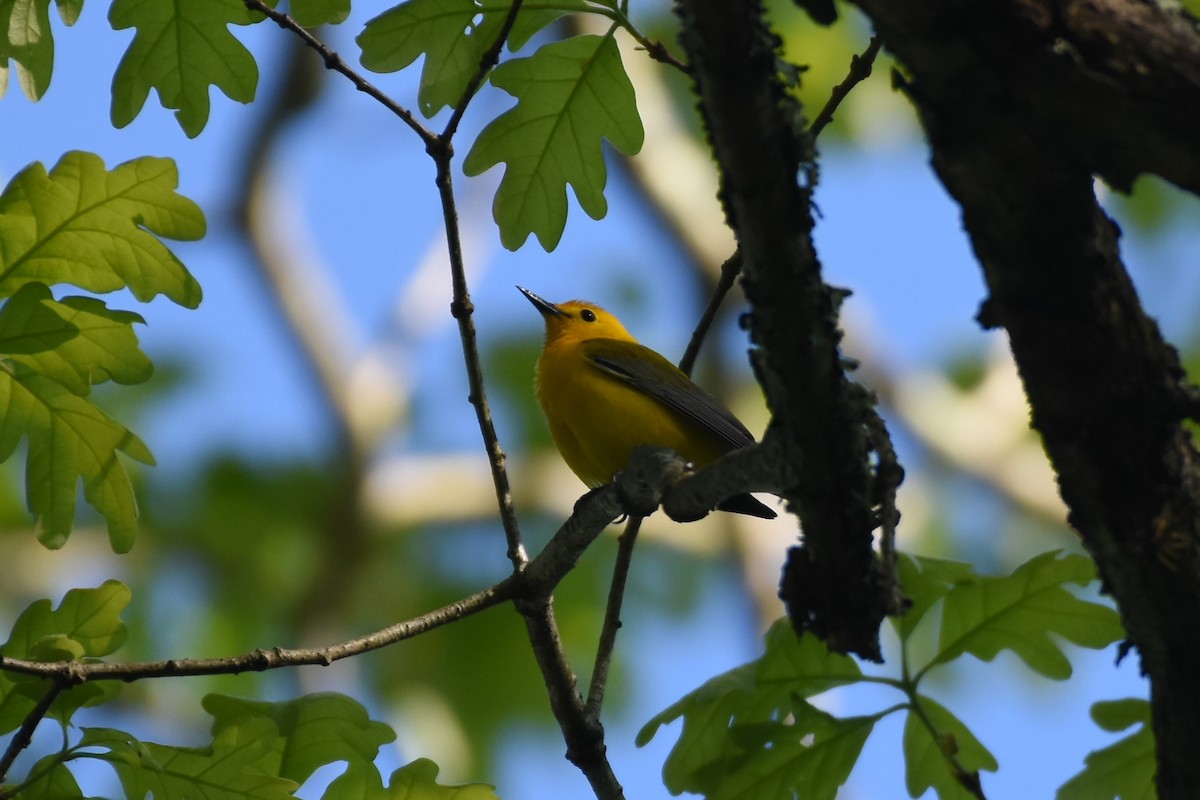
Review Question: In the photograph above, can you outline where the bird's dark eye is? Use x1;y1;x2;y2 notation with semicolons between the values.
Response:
580;309;597;322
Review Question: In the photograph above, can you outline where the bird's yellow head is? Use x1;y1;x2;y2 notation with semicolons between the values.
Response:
518;286;637;345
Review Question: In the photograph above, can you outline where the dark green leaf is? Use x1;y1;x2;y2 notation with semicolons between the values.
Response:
92;718;298;800
903;695;998;800
108;0;259;137
893;552;975;641
462;34;643;250
357;0;580;117
11;753;84;799
641;621;867;798
385;758;500;799
755;617;864;693
290;0;350;26
358;0;502;117
0;363;153;550
932;551;1124;679
203;692;396;784
1057;699;1155;800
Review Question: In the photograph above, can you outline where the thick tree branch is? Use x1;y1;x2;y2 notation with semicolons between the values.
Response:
849;0;1200;794
675;0;905;660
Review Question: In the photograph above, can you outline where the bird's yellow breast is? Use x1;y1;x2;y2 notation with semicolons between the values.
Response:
535;337;727;487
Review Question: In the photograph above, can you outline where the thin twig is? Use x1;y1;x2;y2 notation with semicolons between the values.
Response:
586;516;642;716
420;0;529;569
516;599;626;800
680;252;742;376
441;0;526;141
0;580;516;684
600;5;689;73
0;682;64;787
432;156;528;568
809;35;883;140
242;0;437;147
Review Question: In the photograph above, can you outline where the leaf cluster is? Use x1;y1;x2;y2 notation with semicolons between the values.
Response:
0;152;203;551
6;0;648;250
638;551;1145;799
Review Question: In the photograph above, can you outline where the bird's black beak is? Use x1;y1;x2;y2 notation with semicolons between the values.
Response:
518;286;565;318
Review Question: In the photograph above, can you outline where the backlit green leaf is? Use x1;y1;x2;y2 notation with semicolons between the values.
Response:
700;699;874;800
203;692;396;785
0;152;202;547
386;758;501;799
108;0;259;137
1057;699;1155;800
0;151;204;306
0;582;130;732
903;695;998;800
640;621;865;799
0;363;154;550
462;33;643;250
0;0;81;100
931;551;1124;679
12;754;84;800
0;282;152;395
893;553;975;642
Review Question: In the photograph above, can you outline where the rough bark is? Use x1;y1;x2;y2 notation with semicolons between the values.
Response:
848;0;1200;795
675;0;905;661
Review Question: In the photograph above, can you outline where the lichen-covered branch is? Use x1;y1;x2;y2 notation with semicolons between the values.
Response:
849;0;1200;794
674;0;905;660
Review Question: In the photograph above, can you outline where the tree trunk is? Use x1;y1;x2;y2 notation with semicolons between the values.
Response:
849;0;1200;795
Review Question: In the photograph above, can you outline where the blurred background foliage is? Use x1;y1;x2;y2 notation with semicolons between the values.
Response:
2;0;1197;797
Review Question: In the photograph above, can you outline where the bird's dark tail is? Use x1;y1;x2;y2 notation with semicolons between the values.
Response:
718;493;777;519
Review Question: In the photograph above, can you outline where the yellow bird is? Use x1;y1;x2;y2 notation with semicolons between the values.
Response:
520;287;775;519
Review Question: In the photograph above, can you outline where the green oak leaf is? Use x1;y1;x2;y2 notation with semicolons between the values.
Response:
385;758;500;799
463;33;643;250
0;151;204;306
357;0;583;117
0;282;152;395
0;580;129;661
0;362;154;550
358;0;505;117
0;0;82;100
290;0;350;26
893;552;976;642
84;719;298;800
108;0;259;137
699;699;874;800
11;754;85;800
903;695;998;800
930;550;1124;679
640;621;864;799
1057;698;1155;800
0;582;130;733
203;692;396;785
